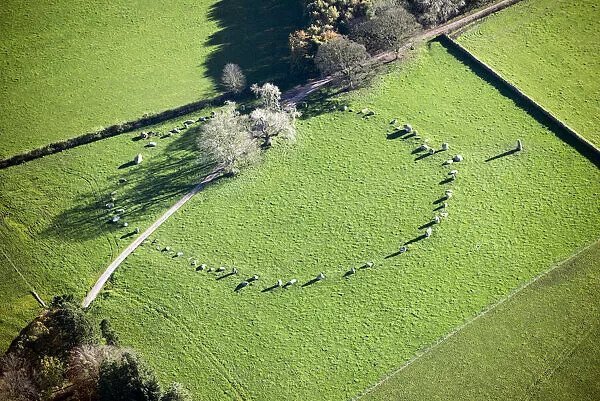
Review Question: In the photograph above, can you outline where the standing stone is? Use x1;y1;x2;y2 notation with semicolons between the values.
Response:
134;154;143;165
516;139;523;151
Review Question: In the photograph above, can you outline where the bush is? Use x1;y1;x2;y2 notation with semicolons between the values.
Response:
98;351;161;401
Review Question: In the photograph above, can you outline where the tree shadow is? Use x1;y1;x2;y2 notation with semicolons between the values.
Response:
295;87;349;120
203;0;306;92
42;127;218;241
485;148;519;162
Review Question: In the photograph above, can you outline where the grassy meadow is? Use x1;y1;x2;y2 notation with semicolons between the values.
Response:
0;0;304;158
361;241;600;401
0;110;218;349
84;43;600;400
457;0;600;147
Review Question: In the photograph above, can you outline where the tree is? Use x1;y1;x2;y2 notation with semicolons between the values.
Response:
0;354;36;401
221;63;246;94
350;0;421;55
251;82;282;111
98;351;161;401
160;383;191;401
249;83;298;147
67;345;119;401
409;0;466;26
197;102;260;174
250;108;297;147
314;37;369;88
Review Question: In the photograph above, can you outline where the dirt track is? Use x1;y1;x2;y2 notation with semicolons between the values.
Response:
282;0;523;106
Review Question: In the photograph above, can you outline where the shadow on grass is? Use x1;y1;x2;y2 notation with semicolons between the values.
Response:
295;88;350;120
43;127;218;241
404;234;426;246
387;129;410;140
203;0;306;92
485;148;519;162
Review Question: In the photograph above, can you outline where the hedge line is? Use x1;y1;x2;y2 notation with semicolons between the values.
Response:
0;93;229;170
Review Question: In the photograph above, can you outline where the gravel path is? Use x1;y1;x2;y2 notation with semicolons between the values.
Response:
82;169;223;308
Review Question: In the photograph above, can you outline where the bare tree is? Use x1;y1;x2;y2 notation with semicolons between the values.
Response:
314;37;369;88
0;354;37;401
250;83;282;111
197;102;260;174
221;63;246;94
250;108;297;147
410;0;466;26
350;1;421;56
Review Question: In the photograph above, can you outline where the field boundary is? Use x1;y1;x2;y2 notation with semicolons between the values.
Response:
438;34;600;167
0;93;228;170
1;0;523;170
352;239;599;400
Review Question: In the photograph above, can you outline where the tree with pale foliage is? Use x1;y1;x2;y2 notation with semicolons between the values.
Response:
250;108;297;147
409;0;465;26
249;83;299;147
221;63;246;94
314;37;369;88
197;102;260;174
251;82;282;111
66;345;121;401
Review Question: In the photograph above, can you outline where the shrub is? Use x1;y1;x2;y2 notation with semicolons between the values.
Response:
98;351;161;401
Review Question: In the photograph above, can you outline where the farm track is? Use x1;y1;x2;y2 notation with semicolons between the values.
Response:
81;168;225;308
352;239;600;400
0;0;522;170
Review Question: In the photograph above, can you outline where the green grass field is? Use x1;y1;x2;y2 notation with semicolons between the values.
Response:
361;241;600;401
457;0;600;147
81;43;600;400
0;109;218;349
0;0;303;158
